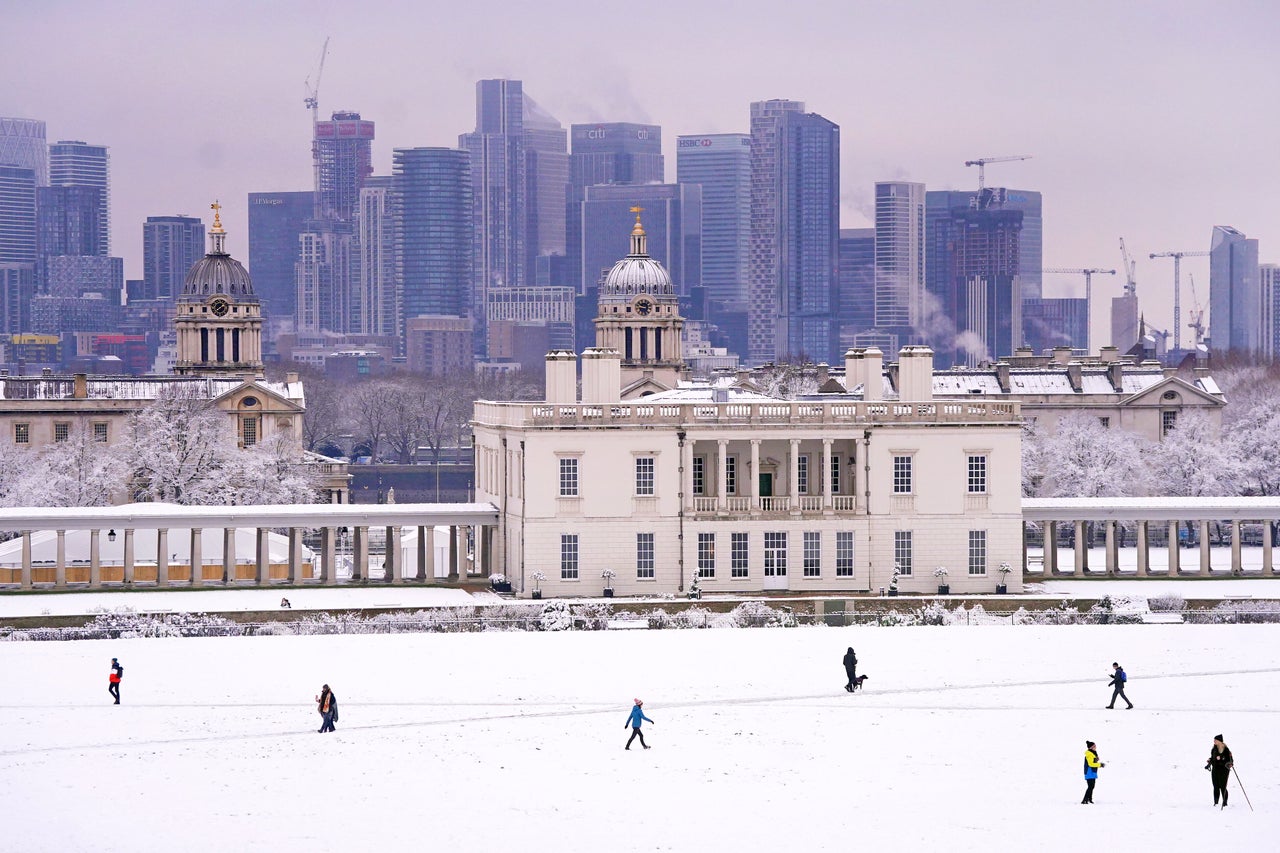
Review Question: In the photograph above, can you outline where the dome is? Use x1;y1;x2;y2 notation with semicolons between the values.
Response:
181;253;255;299
599;210;674;300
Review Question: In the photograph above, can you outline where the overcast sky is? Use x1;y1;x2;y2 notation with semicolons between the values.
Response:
3;0;1276;346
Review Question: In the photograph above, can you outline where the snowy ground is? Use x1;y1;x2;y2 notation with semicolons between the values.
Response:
1030;578;1280;598
3;625;1278;852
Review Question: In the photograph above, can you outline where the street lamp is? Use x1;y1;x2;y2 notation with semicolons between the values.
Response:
107;529;117;542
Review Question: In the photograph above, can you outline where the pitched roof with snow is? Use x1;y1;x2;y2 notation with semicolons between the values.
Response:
0;375;303;404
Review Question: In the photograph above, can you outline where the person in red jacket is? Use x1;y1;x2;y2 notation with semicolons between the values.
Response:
108;658;123;704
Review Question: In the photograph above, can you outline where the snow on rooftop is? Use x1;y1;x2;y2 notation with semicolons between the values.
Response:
0;375;304;403
646;385;781;403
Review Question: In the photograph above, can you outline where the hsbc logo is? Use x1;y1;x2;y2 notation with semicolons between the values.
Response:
678;138;714;148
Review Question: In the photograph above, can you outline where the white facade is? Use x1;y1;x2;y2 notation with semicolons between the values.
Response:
474;355;1024;598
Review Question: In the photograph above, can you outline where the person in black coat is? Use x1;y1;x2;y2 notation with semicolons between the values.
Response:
1206;734;1234;807
316;685;338;733
108;658;123;704
842;647;858;692
1107;662;1133;709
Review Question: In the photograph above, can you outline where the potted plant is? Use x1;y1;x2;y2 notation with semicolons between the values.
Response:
997;562;1012;594
530;570;546;600
601;568;617;598
888;565;900;597
934;566;950;595
688;573;702;600
489;572;512;594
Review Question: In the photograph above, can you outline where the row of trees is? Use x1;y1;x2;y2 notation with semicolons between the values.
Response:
0;388;320;508
1023;366;1280;500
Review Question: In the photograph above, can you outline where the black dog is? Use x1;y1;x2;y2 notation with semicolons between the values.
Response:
846;674;869;693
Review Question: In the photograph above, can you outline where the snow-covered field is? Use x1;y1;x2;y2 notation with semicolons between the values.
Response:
3;625;1278;852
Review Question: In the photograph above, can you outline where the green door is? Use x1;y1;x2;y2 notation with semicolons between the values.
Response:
759;473;773;497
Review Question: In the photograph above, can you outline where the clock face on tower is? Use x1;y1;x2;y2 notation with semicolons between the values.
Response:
634;298;653;316
209;297;230;317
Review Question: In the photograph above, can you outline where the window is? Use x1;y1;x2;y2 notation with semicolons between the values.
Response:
93;422;108;443
803;531;821;577
764;532;788;575
636;533;655;579
968;530;988;575
836;531;855;577
893;455;913;494
725;456;737;495
830;454;840;493
560;534;579;580
54;422;70;442
635;456;655;496
692;456;705;496
13;423;30;444
797;454;810;494
697;532;716;578
1098;417;1110;429
967;455;987;494
731;533;749;578
559;457;579;497
241;417;258;448
1162;410;1178;437
894;531;913;576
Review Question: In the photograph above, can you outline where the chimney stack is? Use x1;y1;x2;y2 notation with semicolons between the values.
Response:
1099;346;1119;364
1108;361;1124;392
73;373;88;399
862;348;883;402
996;361;1011;393
544;350;578;404
897;346;934;402
1067;361;1083;393
1052;346;1073;365
843;348;864;395
580;347;621;405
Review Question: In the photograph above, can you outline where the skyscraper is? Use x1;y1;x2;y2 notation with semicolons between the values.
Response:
838;228;875;346
568;122;663;292
143;215;205;300
1209;225;1260;354
356;176;396;338
248;190;312;321
747;100;839;364
392;147;473;344
873;181;926;335
312;112;374;222
925;188;1042;302
677;133;750;308
48;141;109;253
1022;297;1087;354
37;186;106;259
460;79;567;354
0;117;48;187
1261;264;1280;361
0;165;37;264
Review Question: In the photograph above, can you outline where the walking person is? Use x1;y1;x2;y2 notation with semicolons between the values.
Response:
316;684;338;733
1206;734;1234;808
1107;662;1133;709
108;658;123;705
1082;740;1104;804
624;699;653;750
843;647;858;692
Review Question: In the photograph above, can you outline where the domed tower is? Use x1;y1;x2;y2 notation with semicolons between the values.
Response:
175;202;264;377
595;207;685;390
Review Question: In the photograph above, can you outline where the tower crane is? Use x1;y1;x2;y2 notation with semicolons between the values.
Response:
1186;273;1207;348
963;155;1032;190
1118;238;1137;297
303;37;330;125
1042;268;1117;354
1148;250;1210;351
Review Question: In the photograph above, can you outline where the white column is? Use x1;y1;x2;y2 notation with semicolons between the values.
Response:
89;529;101;588
1074;520;1086;576
750;440;761;510
1231;521;1242;575
320;527;335;584
1044;522;1058;575
423;526;436;580
1168;521;1180;574
21;532;32;589
123;530;135;585
717;439;729;511
1265;522;1275;575
789;439;801;511
157;528;169;586
1136;521;1148;577
448;525;459;579
55;529;66;588
353;527;368;581
1198;521;1211;574
387;526;403;582
1104;522;1117;575
223;527;236;584
681;438;694;512
190;528;203;586
288;527;303;583
256;528;270;585
822;439;833;511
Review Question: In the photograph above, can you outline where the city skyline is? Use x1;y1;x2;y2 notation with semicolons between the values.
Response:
1;0;1277;348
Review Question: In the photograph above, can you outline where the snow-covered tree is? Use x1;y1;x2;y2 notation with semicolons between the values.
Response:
120;387;243;504
32;422;119;506
1149;410;1238;498
1039;411;1150;498
1020;420;1048;497
0;441;42;508
1223;377;1280;498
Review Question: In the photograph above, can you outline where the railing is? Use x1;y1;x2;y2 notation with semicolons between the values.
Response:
726;497;752;512
475;399;1021;429
759;496;789;512
800;496;824;512
692;497;717;512
834;496;858;512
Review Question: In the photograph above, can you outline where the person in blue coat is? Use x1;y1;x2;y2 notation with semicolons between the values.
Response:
624;699;653;750
1107;662;1133;709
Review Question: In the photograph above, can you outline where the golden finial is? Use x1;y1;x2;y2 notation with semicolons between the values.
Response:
210;200;224;234
630;205;645;236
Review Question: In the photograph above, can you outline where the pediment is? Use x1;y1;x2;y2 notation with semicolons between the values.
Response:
1121;375;1224;408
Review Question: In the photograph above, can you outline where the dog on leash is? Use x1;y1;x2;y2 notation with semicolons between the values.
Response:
845;674;869;693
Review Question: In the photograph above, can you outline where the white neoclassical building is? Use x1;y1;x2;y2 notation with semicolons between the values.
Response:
473;218;1025;598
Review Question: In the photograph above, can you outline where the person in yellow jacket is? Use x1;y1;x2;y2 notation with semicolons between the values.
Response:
1082;740;1105;804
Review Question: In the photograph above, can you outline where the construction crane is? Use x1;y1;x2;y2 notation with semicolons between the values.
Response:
303;37;330;124
964;155;1032;190
1118;238;1137;297
1042;268;1117;353
1186;273;1207;348
1148;250;1210;351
